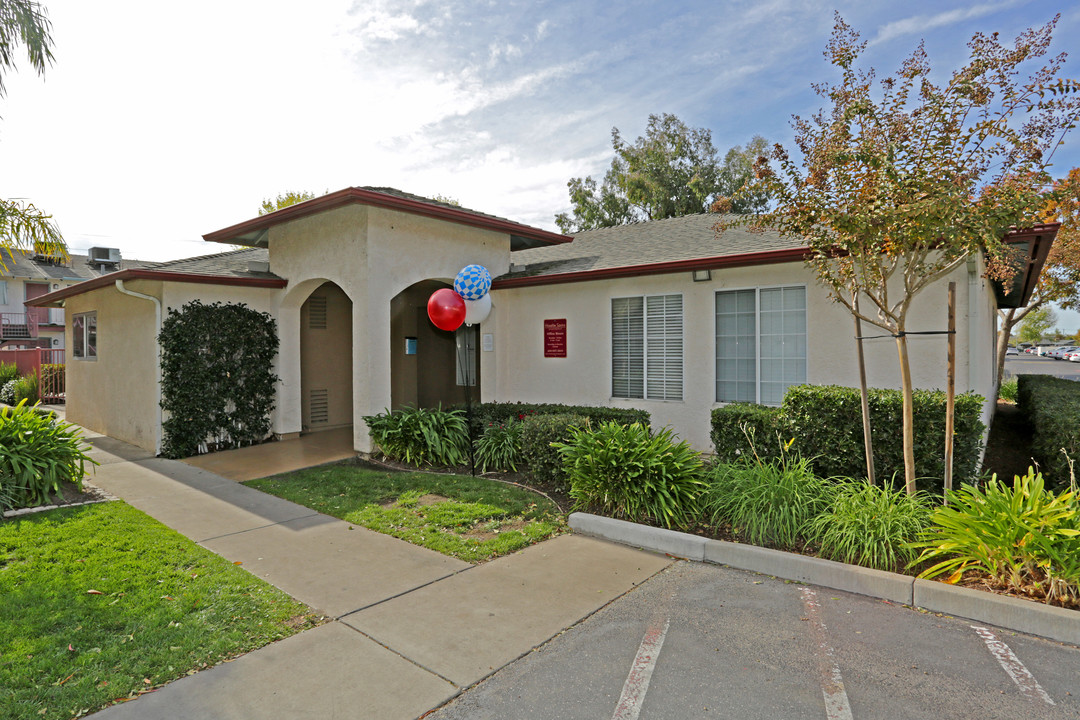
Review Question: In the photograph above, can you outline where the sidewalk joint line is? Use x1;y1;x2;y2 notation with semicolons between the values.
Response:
338;622;460;688
336;565;476;619
197;512;322;543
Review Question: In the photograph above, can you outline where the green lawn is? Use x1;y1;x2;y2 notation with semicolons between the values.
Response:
247;464;565;562
0;502;321;720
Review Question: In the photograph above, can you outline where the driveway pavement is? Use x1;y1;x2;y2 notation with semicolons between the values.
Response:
427;561;1080;720
79;429;671;720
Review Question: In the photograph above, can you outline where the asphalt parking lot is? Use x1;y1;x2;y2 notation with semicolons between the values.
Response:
427;561;1079;720
1004;354;1080;381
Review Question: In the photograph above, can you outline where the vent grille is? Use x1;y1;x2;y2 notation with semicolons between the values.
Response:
309;389;329;425
308;296;328;329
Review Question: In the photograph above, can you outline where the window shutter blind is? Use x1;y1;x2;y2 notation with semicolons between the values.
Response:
646;294;683;401
612;297;644;398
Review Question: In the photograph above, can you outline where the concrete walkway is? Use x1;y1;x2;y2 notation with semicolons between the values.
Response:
79;431;671;720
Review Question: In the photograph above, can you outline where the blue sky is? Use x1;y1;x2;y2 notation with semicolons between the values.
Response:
0;1;1077;326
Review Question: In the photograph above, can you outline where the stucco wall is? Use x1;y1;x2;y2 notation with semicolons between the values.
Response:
267;204;511;452
64;280;280;453
65;281;161;451
490;259;996;452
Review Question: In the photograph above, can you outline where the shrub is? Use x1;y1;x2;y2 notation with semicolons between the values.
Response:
998;377;1018;403
362;405;470;467
12;373;38;404
1017;374;1080;489
0;400;97;510
710;403;788;463
0;361;17;385
701;453;832;549
807;480;933;572
460;402;649;440
556;423;705;529
474;418;524;472
520;413;589;487
159;300;279;459
782;385;985;494
909;468;1080;608
0;378;17;405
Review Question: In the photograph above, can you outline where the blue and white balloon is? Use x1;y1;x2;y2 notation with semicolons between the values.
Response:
454;264;492;301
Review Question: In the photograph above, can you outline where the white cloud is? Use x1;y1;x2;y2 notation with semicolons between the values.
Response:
870;1;1025;45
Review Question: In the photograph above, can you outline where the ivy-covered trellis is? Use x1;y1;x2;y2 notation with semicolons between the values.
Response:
159;300;279;459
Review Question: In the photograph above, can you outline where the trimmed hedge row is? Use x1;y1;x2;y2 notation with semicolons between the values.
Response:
711;385;986;494
1018;374;1080;489
456;401;649;439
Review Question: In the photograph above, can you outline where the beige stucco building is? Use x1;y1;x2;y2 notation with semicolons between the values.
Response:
29;187;1056;456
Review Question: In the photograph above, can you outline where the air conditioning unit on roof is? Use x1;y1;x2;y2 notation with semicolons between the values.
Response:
88;247;122;264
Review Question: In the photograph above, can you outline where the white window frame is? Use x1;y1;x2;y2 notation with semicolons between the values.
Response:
73;311;97;360
0;280;7;305
611;293;683;401
715;284;807;405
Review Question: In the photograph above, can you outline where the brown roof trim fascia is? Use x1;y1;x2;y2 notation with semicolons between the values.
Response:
202;187;573;248
25;269;287;308
492;247;812;290
1001;222;1060;307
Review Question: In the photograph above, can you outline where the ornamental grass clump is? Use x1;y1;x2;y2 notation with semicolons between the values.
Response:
555;422;705;529
808;480;933;572
702;451;832;549
0;400;97;510
362;405;470;467
908;468;1080;608
474;418;523;472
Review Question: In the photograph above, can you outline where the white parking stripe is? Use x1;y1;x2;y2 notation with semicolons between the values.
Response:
800;588;855;720
971;625;1055;705
611;618;670;720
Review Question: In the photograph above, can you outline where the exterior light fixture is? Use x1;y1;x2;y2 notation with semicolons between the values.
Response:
692;269;711;282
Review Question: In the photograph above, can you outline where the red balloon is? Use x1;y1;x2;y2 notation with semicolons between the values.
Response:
427;288;466;331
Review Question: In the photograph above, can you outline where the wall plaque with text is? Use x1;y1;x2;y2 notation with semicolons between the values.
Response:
544;319;567;358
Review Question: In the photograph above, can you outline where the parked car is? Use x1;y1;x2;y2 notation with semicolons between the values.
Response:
1047;346;1078;360
1006;346;1020;356
1066;350;1080;362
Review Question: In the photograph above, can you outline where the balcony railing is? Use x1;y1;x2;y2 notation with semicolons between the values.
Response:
1;312;39;340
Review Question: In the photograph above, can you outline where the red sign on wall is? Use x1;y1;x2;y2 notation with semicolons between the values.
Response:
544;319;567;358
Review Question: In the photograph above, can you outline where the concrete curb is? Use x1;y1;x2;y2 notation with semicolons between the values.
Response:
569;512;1079;646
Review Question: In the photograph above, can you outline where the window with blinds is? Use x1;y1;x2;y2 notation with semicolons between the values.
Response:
715;286;806;405
612;294;682;401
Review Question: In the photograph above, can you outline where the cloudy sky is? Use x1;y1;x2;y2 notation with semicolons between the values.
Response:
1;1;1078;324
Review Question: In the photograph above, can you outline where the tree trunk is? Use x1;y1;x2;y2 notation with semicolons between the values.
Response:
896;332;917;495
995;308;1017;390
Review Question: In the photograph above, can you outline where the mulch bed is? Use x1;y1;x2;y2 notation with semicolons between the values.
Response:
2;481;115;519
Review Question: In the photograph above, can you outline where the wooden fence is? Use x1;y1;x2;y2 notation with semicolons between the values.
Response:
0;347;65;403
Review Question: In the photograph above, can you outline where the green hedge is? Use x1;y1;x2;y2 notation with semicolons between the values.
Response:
711;385;986;494
520;413;590;488
159;301;279;459
457;402;649;440
1018;375;1080;489
710;402;789;464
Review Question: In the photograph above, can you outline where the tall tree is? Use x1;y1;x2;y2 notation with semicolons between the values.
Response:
259;190;317;215
995;168;1080;382
1017;305;1057;344
556;113;732;233
726;15;1080;494
0;0;62;268
714;135;772;215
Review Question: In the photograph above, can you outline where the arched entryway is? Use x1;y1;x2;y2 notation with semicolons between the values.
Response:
300;281;353;432
390;280;479;410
